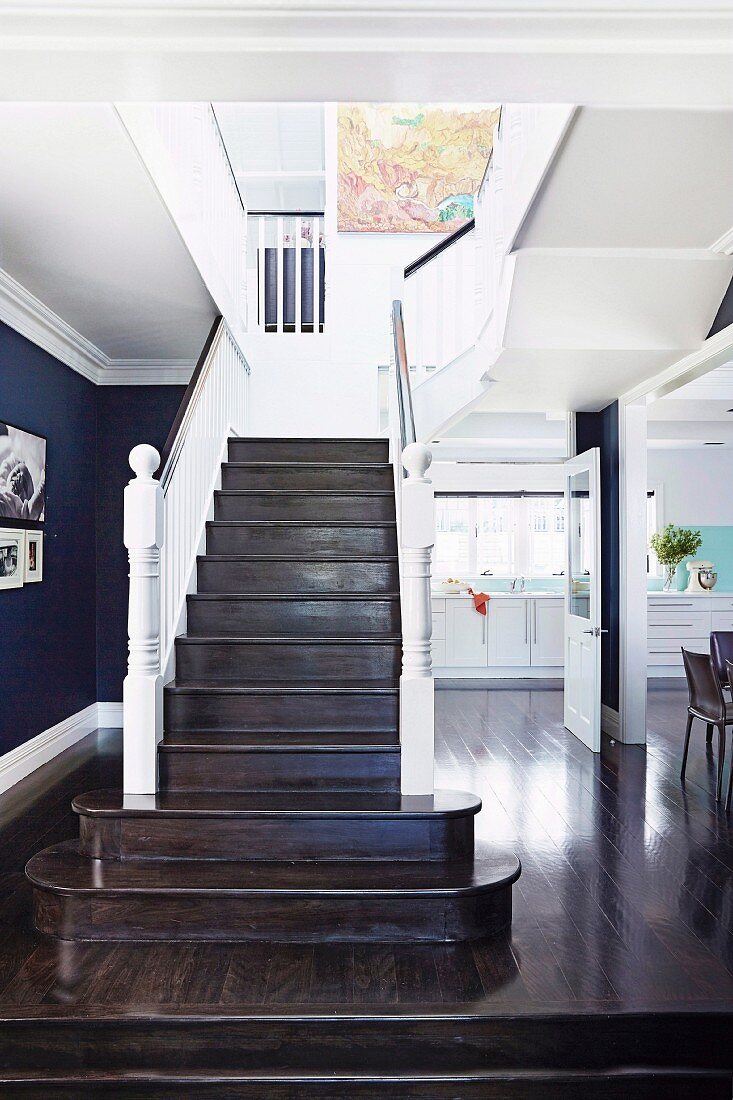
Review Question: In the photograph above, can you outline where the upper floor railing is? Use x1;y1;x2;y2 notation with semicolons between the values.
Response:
401;218;477;374
122;318;250;796
247;211;325;334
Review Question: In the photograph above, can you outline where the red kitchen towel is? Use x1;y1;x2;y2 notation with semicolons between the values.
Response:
468;589;491;616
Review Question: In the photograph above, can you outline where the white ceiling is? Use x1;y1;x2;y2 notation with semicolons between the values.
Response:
0;104;216;364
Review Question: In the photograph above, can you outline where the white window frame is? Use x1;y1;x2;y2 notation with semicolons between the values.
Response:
435;494;566;579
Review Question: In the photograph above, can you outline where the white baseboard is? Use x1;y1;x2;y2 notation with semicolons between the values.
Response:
601;703;621;739
0;701;123;795
433;667;564;679
97;701;124;727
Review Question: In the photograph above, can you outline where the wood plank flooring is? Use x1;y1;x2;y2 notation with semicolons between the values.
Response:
1;682;732;1014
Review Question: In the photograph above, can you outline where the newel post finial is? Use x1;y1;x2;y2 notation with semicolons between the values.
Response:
399;442;435;796
122;445;164;797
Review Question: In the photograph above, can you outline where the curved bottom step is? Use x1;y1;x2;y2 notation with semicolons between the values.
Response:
28;841;520;943
1;1069;727;1100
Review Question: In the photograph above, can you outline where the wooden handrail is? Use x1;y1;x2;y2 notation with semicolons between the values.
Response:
404;219;475;280
157;316;223;488
392;300;416;449
248;210;325;218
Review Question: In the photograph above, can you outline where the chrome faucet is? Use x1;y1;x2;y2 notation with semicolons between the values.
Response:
510;576;526;593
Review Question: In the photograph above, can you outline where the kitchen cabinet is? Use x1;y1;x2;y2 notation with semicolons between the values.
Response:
487;599;531;666
445;598;489;666
531;598;565;666
645;594;733;675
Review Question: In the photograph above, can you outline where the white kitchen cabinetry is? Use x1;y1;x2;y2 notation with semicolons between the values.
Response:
445;598;489;666
431;594;564;674
531;598;565;666
646;594;733;676
487;599;531;666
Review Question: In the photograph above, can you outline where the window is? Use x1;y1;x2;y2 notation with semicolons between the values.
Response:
434;494;566;579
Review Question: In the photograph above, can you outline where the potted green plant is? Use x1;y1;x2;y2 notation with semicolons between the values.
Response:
649;524;702;591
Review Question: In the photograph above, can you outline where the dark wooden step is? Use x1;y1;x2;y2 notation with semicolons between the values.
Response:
205;521;398;557
29;840;517;943
214;491;396;523
4;1068;729;1099
164;681;399;735
3;1006;732;1077
158;738;401;793
196;556;399;595
72;789;479;861
186;593;401;636
228;437;389;464
162;729;400;747
174;636;401;683
221;462;393;491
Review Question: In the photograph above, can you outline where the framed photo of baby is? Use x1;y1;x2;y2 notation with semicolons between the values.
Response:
0;420;46;523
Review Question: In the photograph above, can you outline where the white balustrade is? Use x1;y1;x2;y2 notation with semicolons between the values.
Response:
401;226;477;375
390;302;435;796
246;213;324;333
123;321;250;795
116;103;248;333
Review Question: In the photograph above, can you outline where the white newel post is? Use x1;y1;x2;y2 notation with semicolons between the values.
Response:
123;445;164;796
400;442;435;796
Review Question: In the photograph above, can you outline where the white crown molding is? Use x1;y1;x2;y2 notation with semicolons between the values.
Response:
97;361;195;386
0;268;194;385
0;267;107;383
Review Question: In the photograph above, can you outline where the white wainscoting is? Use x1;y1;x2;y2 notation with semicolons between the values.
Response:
0;702;118;795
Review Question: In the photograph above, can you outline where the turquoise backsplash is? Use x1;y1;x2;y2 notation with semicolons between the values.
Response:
460;577;566;594
647;526;733;592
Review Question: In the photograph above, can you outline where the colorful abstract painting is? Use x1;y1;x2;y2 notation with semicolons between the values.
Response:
337;103;500;233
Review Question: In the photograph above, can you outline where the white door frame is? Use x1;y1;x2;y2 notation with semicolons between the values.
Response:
564;447;602;751
618;321;733;745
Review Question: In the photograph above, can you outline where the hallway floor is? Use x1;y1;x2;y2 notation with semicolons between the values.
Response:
1;682;731;1016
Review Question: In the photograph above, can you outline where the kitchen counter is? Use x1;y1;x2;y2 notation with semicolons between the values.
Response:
432;590;563;599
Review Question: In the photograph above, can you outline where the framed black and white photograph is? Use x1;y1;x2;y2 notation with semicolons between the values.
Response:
0;420;47;523
24;531;43;583
0;528;26;591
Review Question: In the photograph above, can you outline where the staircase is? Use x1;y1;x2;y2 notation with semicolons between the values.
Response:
28;437;518;943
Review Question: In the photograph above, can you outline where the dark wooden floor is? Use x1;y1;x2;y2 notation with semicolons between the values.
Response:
1;681;732;1013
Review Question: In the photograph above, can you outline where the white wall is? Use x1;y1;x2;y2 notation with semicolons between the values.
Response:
647;448;733;526
244;103;441;438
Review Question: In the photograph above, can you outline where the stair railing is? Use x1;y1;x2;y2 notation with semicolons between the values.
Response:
390;300;435;797
247;211;325;333
122;317;250;796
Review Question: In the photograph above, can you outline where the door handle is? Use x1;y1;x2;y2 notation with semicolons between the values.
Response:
582;627;609;637
525;601;528;644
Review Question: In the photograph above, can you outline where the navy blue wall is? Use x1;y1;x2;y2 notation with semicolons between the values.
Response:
0;322;98;755
708;275;733;338
96;386;184;702
0;321;184;755
576;402;620;713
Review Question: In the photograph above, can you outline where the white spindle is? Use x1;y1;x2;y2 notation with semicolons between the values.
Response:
312;215;321;334
258;216;266;330
295;216;302;333
276;216;284;333
399;442;435;796
123;444;164;796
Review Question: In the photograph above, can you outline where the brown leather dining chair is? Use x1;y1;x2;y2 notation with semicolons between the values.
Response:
681;648;733;802
710;631;733;692
726;660;733;813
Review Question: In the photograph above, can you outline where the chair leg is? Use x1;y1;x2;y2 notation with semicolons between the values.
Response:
706;723;714;744
726;750;733;813
680;713;694;781
716;725;726;802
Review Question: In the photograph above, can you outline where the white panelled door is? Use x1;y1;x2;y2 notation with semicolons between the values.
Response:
563;448;602;751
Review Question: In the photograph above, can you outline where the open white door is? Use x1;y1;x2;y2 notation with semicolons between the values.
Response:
563;448;602;751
